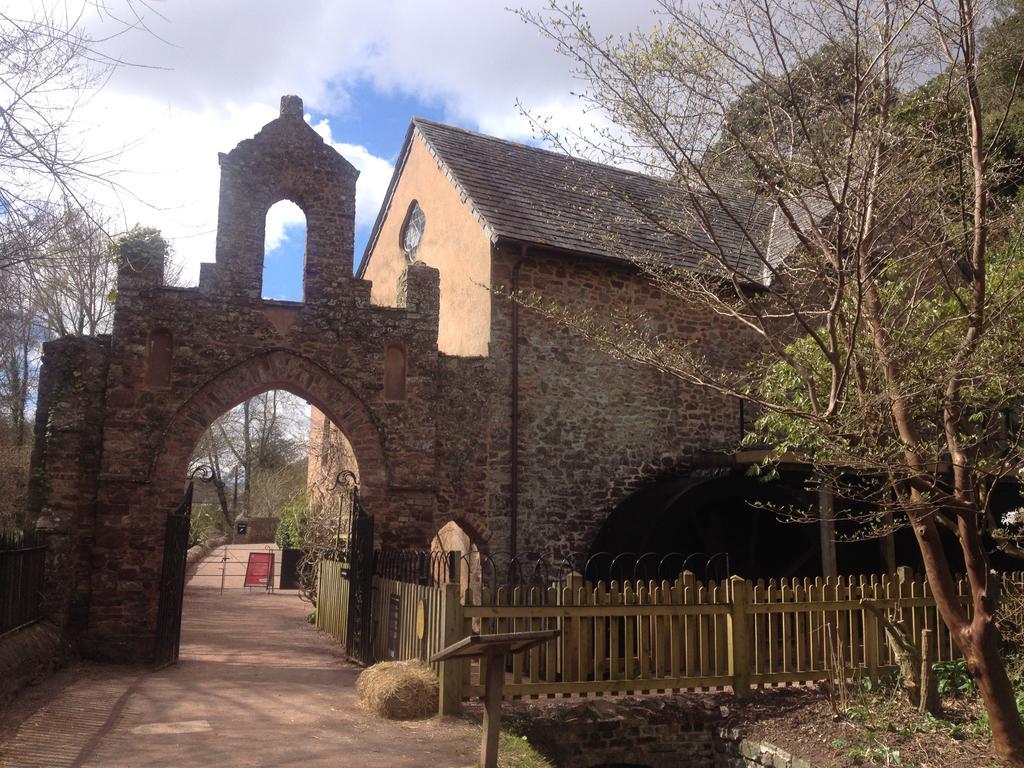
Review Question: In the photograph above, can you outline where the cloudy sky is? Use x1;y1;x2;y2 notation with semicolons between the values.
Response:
68;1;659;299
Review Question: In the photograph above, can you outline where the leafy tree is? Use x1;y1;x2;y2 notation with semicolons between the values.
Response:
275;496;307;550
111;226;170;273
979;0;1024;196
518;0;1024;759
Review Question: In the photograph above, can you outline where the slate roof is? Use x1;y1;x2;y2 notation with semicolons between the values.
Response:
361;118;781;283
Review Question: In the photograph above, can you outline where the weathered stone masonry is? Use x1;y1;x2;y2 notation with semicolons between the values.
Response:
29;97;450;661
358;120;764;562
486;246;756;558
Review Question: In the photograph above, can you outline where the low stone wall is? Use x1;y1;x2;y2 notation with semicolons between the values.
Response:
507;698;815;768
510;698;719;768
715;728;812;768
0;622;68;707
186;534;229;569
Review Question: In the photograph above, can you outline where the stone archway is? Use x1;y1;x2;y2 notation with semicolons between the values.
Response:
151;349;387;499
28;96;446;662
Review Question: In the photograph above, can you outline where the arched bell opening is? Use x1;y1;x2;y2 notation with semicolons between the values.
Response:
261;199;307;302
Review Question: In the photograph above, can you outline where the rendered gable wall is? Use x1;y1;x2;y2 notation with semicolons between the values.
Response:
362;133;492;357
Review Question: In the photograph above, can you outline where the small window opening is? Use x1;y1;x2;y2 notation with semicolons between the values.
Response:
144;328;173;387
400;201;425;263
384;343;407;401
262;200;306;301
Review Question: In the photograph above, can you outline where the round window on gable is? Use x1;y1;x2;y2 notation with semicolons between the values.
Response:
400;201;425;262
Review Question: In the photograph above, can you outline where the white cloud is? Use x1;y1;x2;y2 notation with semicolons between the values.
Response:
64;0;660;282
265;200;304;254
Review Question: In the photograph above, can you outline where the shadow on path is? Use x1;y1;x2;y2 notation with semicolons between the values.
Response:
1;559;478;768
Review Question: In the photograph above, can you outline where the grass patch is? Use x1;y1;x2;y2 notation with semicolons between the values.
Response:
496;732;555;768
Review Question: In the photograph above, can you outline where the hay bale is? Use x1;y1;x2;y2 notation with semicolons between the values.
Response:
356;661;439;720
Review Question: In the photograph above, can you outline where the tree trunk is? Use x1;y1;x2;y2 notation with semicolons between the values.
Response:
208;454;232;529
862;598;923;709
242;400;252;517
919;629;939;718
964;617;1024;763
14;330;29;446
910;508;1024;762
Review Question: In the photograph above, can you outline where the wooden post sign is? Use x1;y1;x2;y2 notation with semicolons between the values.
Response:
243;551;275;591
431;630;560;768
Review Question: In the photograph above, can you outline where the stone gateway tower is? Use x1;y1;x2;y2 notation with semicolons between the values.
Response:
28;97;452;661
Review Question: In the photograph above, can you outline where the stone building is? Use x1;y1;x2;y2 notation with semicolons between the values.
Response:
25;96;858;662
343;118;820;572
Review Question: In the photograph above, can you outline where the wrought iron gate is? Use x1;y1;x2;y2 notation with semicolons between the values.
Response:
154;468;204;668
340;471;374;665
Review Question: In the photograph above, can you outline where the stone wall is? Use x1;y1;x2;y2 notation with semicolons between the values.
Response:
311;239;760;562
0;622;68;709
511;699;719;768
508;699;814;768
715;728;813;768
432;354;493;544
486;244;758;558
28;335;111;634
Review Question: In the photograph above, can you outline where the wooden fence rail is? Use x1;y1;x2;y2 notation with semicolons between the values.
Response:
313;560;1024;709
315;560;350;643
459;568;1024;700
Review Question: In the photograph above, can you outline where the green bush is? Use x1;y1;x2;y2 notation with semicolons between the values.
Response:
275;495;307;549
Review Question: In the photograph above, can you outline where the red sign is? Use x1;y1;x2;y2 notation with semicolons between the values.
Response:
243;552;275;590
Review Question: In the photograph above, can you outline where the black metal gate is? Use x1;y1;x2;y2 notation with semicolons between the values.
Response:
153;475;198;668
341;473;374;665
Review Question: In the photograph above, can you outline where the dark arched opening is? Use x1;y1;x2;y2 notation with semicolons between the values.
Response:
590;469;819;581
590;466;1013;581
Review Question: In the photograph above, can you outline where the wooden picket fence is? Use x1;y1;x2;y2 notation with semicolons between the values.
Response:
455;569;1024;700
314;560;1024;710
315;560;351;642
369;577;456;670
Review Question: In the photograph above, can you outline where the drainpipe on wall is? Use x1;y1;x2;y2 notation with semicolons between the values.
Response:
510;244;526;559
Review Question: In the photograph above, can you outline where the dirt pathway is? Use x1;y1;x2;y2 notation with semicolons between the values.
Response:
0;562;479;767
